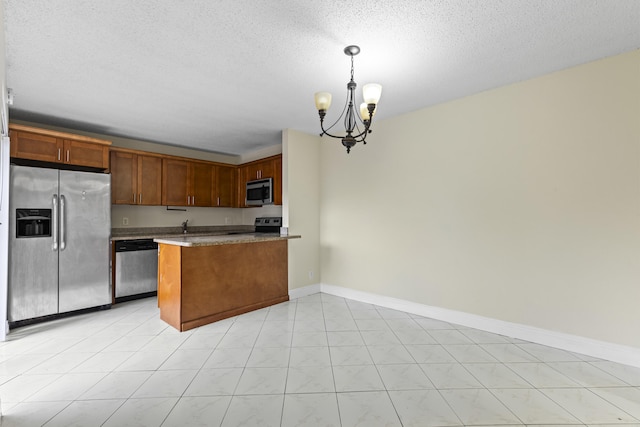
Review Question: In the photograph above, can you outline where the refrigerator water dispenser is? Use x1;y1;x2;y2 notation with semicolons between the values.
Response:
16;208;51;238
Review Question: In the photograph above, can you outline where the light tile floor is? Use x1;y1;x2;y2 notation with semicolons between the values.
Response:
0;293;639;426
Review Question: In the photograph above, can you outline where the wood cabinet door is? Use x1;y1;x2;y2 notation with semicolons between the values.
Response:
138;155;163;205
10;131;63;163
110;151;137;204
258;159;275;180
245;163;262;181
162;159;189;206
190;162;213;207
63;139;109;169
215;165;235;207
236;166;248;207
273;156;282;205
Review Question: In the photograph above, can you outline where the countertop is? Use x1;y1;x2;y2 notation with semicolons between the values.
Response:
154;233;301;247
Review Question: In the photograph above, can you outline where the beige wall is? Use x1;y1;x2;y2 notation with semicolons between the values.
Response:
311;50;640;348
283;129;321;289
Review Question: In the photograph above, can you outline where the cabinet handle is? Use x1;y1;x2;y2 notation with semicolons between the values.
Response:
187;195;190;205
66;150;70;163
132;193;135;203
57;148;61;161
192;196;195;205
139;193;142;204
217;197;220;206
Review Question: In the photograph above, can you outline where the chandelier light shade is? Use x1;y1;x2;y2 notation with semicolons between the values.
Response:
314;45;382;153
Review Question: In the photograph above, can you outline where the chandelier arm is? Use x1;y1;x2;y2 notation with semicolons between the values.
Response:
349;124;372;141
319;91;351;136
319;118;350;139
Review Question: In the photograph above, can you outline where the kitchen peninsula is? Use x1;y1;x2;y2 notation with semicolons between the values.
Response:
154;233;300;331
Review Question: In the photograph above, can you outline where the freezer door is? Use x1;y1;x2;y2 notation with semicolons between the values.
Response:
58;170;111;312
8;165;59;321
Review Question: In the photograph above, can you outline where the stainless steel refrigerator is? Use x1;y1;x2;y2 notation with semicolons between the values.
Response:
8;165;111;322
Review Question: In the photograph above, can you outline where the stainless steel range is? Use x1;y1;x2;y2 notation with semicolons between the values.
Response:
254;217;282;233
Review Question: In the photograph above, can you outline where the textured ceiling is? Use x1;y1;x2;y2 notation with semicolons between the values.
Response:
4;1;640;156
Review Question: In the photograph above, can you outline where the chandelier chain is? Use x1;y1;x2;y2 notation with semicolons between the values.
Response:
350;55;355;83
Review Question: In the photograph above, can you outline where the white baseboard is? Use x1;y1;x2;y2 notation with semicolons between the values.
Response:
292;283;640;368
288;283;321;300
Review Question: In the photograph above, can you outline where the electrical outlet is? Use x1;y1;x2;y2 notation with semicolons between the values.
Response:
225;217;230;225
308;270;314;279
122;217;129;226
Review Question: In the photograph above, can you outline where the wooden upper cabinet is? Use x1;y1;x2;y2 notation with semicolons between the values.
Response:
214;165;235;207
111;151;137;204
10;130;62;163
162;158;190;206
63;139;109;169
161;159;215;207
111;145;279;209
190;162;213;207
137;155;163;205
9;124;111;169
245;159;275;181
237;155;282;207
111;150;163;205
273;156;282;206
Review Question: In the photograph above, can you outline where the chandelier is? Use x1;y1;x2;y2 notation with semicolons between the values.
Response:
314;45;382;153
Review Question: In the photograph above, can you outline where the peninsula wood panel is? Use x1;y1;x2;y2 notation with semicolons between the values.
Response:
157;240;289;331
158;244;183;329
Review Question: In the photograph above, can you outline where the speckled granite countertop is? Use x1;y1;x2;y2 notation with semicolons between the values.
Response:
111;225;254;241
154;233;301;247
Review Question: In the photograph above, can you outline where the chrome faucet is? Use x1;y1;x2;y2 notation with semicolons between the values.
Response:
182;219;189;234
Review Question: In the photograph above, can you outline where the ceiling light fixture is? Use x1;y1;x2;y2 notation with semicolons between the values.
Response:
314;45;382;153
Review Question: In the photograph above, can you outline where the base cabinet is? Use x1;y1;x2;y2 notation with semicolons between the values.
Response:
158;240;289;331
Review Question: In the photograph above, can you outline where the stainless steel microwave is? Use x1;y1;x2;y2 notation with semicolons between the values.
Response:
246;178;273;206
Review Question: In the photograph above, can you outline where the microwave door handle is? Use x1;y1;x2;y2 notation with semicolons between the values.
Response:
52;194;58;251
60;195;66;251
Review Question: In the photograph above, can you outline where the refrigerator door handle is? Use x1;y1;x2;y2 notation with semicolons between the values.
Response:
52;194;58;251
60;194;66;251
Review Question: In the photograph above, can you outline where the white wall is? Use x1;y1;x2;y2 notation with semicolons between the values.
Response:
311;50;640;348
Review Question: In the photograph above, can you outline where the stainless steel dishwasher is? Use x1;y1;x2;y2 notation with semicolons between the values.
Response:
114;239;158;301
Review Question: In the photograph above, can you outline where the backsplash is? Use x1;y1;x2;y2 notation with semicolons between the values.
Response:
111;204;282;228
